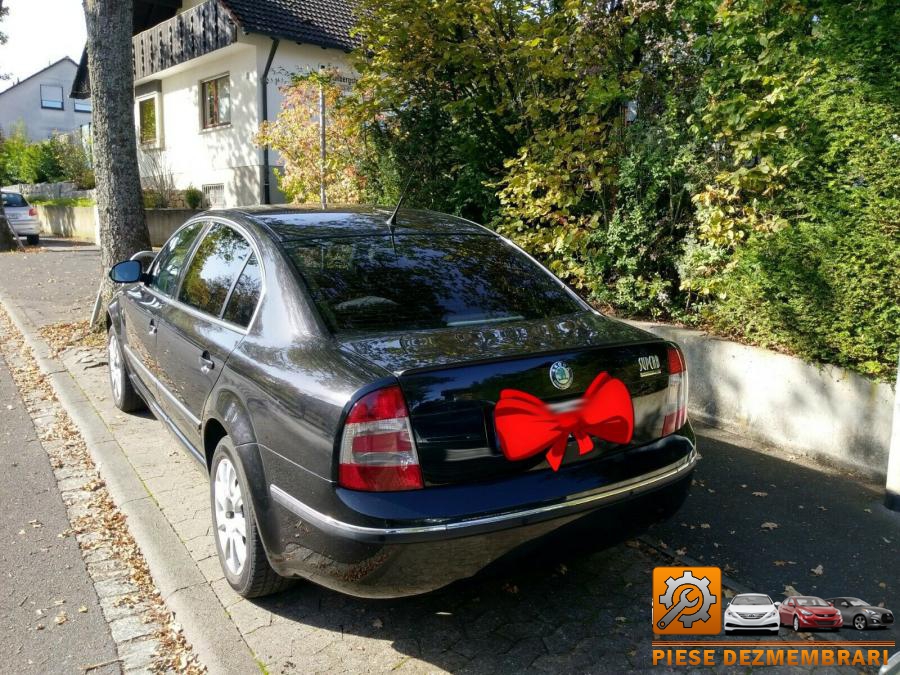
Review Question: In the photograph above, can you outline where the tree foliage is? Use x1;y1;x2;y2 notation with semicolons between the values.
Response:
256;71;367;204
337;0;898;378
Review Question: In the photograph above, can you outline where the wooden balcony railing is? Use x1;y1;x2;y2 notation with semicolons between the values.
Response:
133;0;237;81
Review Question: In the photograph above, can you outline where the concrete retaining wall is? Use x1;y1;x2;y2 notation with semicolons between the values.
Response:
38;206;197;247
633;321;895;479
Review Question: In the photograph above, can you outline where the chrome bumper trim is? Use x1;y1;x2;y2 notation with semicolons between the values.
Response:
270;448;698;543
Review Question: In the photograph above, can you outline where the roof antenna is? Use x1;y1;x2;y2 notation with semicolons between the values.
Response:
385;175;413;233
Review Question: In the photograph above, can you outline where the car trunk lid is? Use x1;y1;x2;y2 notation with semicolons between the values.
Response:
339;312;677;485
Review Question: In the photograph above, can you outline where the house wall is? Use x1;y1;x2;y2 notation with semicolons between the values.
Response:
0;59;92;141
134;36;352;208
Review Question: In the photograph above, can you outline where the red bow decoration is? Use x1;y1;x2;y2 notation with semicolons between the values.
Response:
494;372;634;471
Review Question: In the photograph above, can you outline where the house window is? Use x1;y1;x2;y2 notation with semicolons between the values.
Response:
74;100;92;113
202;183;225;208
201;75;230;129
40;85;64;110
138;97;158;145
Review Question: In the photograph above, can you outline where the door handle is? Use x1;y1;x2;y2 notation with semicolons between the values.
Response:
148;318;157;335
199;351;215;373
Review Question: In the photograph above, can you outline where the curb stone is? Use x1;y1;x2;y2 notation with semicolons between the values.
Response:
0;289;260;675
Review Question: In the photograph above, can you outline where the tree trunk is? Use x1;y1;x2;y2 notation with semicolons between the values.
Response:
0;203;24;252
82;0;151;326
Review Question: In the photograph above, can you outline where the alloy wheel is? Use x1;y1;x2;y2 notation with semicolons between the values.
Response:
108;332;123;403
214;458;247;576
793;616;800;632
854;615;867;631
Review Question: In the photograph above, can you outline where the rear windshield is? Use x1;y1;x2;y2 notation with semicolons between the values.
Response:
2;193;28;208
285;234;583;333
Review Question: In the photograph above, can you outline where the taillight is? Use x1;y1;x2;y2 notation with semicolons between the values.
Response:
338;385;423;491
661;344;688;436
28;207;37;216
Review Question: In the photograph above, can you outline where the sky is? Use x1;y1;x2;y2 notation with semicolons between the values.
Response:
0;0;87;93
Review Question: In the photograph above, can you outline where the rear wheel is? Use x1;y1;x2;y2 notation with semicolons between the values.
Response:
25;234;39;246
210;437;290;598
107;330;144;412
853;614;867;631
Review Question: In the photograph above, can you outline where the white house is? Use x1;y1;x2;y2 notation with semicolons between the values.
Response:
0;58;93;141
73;0;355;208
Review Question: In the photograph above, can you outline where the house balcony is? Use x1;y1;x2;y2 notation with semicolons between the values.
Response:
133;0;237;81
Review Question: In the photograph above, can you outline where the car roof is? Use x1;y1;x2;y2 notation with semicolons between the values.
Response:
226;205;491;241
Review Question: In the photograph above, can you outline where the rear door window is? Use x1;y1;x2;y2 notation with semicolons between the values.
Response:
222;254;262;327
148;221;204;296
178;223;253;318
284;234;583;333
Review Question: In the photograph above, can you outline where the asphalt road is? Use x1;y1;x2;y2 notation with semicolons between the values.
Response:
0;348;120;674
651;427;900;641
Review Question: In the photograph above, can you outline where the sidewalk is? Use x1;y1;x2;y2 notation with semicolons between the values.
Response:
0;240;896;673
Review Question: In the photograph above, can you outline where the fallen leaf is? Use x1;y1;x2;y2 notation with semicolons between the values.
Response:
713;542;720;548
502;582;519;594
774;560;787;567
78;606;88;613
615;616;627;623
882;537;892;544
818;506;827;511
29;520;42;528
864;508;872;513
723;588;736;599
810;565;824;576
675;548;687;556
752;492;768;497
54;611;67;625
879;582;886;589
700;523;711;529
784;585;800;596
556;564;568;575
740;484;747;488
761;522;779;530
372;618;383;629
35;623;45;631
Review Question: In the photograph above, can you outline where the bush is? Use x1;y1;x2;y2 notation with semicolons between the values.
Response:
184;185;203;209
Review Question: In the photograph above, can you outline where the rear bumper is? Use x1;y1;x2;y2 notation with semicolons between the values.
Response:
261;435;697;597
10;219;40;235
272;448;697;544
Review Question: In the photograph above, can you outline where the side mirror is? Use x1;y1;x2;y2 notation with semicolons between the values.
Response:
129;249;156;271
774;602;781;608
109;260;143;284
828;601;834;607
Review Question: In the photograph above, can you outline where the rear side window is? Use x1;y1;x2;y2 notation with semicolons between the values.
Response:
2;193;28;207
148;221;204;296
179;223;253;318
222;254;262;327
285;234;583;333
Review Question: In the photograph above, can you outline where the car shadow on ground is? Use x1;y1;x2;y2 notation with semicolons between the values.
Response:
249;503;684;672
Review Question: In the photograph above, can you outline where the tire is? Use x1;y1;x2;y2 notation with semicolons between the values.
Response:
107;330;144;412
25;234;39;246
210;437;290;598
793;615;800;632
853;614;867;631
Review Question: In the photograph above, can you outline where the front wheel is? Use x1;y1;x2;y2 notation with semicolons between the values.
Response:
853;615;867;631
107;330;144;412
793;616;800;632
210;438;290;598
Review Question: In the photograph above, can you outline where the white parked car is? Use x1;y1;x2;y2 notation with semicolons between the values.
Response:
724;593;781;634
2;191;40;245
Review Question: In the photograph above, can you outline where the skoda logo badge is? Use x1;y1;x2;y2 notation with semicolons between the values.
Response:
549;361;573;390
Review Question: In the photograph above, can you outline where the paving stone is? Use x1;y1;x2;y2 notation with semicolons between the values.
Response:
109;614;155;643
228;599;273;635
94;577;139;599
118;636;159;671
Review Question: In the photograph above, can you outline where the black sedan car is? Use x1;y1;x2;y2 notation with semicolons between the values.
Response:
827;598;894;631
106;206;697;598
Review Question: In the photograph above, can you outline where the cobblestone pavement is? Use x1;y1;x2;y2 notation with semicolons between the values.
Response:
0;241;892;673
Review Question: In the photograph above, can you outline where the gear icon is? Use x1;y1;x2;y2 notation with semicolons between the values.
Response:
658;570;717;628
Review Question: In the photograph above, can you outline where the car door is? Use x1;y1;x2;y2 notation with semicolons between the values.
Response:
122;220;206;397
779;598;793;624
154;221;259;448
